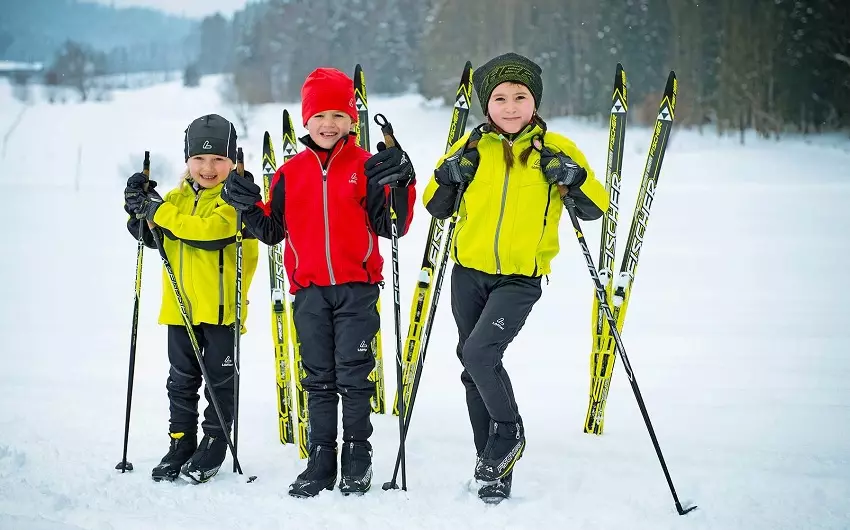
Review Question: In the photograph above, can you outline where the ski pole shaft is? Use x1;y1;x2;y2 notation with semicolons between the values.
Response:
374;113;407;490
386;183;465;489
563;192;694;515
233;147;244;472
116;150;151;473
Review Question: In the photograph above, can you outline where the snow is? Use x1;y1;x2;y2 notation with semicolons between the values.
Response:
1;74;850;530
0;61;44;73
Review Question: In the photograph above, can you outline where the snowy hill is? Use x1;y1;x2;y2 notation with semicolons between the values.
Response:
1;75;849;530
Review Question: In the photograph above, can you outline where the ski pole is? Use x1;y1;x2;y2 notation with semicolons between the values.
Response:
115;150;151;473
373;113;407;490
561;188;694;515
233;147;244;472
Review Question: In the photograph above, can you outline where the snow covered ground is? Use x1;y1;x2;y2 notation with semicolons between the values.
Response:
1;74;849;530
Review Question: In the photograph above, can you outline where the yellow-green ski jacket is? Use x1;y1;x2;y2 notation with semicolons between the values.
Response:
128;179;259;330
423;124;608;277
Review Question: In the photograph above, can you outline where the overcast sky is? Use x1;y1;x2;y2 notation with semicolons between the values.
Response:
88;0;251;18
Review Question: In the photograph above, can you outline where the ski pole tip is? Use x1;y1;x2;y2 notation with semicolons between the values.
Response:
114;460;134;472
247;475;258;483
677;503;698;515
382;480;399;491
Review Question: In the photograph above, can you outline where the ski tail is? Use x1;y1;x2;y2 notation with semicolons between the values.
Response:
393;61;473;417
263;131;296;445
585;63;628;434
353;64;386;415
280;109;309;458
585;70;677;435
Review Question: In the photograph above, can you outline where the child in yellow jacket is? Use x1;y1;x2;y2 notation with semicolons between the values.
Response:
122;114;259;484
423;53;609;502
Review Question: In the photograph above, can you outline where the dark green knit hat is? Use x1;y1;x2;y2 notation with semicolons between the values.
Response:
473;52;543;114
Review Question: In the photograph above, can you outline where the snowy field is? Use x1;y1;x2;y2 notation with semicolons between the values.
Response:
1;74;849;530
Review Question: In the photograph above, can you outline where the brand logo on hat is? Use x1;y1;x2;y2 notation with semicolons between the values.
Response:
203;140;212;149
348;97;355;109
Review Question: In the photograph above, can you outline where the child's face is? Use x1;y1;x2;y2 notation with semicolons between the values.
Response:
306;111;353;149
187;154;233;188
487;82;535;134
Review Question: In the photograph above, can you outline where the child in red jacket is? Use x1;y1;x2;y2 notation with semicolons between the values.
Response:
221;67;416;497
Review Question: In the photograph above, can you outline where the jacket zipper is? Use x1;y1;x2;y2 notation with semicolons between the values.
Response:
309;147;343;285
218;249;224;324
362;221;374;282
286;233;301;286
533;184;554;277
493;140;513;274
179;190;202;320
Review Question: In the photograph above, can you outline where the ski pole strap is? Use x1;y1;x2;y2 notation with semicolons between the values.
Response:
374;113;399;149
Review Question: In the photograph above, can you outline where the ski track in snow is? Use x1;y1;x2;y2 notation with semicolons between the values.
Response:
1;75;849;529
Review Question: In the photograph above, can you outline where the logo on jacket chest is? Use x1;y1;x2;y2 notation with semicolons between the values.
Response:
349;173;358;184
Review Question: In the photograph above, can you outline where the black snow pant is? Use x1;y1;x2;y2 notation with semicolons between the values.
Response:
292;283;380;450
451;264;542;455
166;323;235;436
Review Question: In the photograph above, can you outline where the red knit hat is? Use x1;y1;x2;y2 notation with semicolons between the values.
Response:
300;67;358;126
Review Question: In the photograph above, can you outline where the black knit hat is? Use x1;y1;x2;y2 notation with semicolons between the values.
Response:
473;52;543;114
184;114;237;163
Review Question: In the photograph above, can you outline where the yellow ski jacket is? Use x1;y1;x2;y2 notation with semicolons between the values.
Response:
423;124;608;277
130;179;259;331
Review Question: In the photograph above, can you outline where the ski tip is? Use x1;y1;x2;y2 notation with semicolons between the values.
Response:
263;130;270;143
282;109;290;123
665;71;677;95
616;62;624;74
355;63;363;75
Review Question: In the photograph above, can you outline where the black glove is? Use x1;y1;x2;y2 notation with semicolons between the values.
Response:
221;169;262;211
434;131;481;187
364;142;414;187
124;172;157;215
137;189;164;222
538;145;587;187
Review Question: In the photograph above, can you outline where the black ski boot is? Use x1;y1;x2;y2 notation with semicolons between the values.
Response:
474;419;525;482
288;445;337;498
180;433;227;484
478;471;513;504
151;432;197;482
339;441;372;495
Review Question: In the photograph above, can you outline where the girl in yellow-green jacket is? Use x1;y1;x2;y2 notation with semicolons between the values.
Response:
423;53;609;502
122;114;258;484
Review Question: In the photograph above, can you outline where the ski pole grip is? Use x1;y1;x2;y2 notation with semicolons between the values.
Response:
236;147;244;177
374;113;396;149
142;151;151;192
138;151;152;221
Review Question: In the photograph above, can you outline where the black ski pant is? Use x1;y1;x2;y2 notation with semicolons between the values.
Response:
293;283;380;450
451;264;542;455
166;323;235;436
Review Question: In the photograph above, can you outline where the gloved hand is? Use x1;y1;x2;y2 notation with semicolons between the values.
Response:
135;186;164;221
538;145;587;187
221;169;262;211
124;172;157;215
434;129;481;187
364;142;414;187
